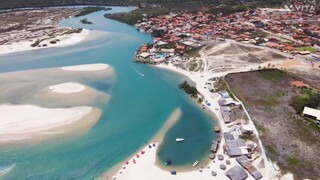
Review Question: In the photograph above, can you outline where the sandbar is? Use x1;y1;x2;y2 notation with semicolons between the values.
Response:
0;104;101;144
62;63;110;71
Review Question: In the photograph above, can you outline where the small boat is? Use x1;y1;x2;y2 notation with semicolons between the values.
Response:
176;138;184;142
164;159;171;166
192;160;199;167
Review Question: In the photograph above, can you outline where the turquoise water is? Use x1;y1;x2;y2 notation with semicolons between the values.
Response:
0;7;217;179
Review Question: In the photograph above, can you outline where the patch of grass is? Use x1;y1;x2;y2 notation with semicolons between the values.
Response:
239;134;257;142
254;122;266;133
297;46;317;53
286;156;300;166
258;98;279;107
258;69;285;81
185;47;201;57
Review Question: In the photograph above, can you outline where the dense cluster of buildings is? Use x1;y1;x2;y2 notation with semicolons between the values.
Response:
134;8;319;64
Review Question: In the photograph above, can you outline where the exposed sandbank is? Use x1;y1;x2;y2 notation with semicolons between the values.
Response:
62;63;109;71
0;63;114;107
0;104;101;144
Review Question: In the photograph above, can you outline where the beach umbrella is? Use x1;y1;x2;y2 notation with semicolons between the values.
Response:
136;154;140;158
112;176;116;179
125;161;129;165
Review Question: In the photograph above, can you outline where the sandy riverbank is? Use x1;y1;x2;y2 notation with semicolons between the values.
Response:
0;104;101;144
0;29;90;56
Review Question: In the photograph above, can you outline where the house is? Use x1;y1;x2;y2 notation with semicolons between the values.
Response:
225;165;248;180
226;139;249;157
299;51;311;55
291;81;307;88
303;107;320;121
220;91;230;98
139;52;151;58
221;106;231;123
236;156;263;179
241;125;254;134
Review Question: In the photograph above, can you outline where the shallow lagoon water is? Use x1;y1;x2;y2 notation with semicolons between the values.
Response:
0;7;217;179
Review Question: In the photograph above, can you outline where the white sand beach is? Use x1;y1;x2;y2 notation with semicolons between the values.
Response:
0;29;90;56
0;104;101;144
110;142;255;180
49;82;86;93
62;63;110;71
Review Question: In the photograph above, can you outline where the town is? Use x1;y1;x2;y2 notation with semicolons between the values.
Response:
134;8;320;66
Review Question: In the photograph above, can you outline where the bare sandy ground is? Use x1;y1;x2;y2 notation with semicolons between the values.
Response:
0;29;90;55
0;104;101;144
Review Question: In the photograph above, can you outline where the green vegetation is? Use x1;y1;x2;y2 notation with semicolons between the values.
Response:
185;47;201;57
75;7;106;17
30;39;40;47
290;90;320;114
105;7;169;25
297;46;317;53
258;69;285;81
80;18;93;24
179;81;198;98
239;134;257;142
286;156;300;166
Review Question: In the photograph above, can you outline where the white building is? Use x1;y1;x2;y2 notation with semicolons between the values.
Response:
302;107;320;121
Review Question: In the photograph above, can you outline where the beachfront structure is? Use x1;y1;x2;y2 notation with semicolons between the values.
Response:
211;141;219;153
236;156;263;180
221;106;231;123
225;165;248;180
226;139;249;157
224;132;234;141
302;107;320;121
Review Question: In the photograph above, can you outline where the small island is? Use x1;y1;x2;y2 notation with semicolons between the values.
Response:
80;18;93;24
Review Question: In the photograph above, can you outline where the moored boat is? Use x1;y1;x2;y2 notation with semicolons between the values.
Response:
192;160;199;167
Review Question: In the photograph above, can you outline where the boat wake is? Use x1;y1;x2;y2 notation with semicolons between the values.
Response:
0;164;15;177
132;67;145;77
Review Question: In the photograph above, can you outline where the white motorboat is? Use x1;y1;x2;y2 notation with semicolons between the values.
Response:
176;138;184;142
192;160;199;167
